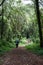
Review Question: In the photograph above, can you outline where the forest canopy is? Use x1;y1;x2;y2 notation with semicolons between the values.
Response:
0;0;43;47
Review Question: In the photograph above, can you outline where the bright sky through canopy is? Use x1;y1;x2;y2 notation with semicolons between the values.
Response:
22;0;33;5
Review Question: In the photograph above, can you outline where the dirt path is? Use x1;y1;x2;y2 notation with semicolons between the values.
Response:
19;39;32;47
0;47;43;65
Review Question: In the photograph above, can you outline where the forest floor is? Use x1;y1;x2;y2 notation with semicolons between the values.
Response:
0;46;43;65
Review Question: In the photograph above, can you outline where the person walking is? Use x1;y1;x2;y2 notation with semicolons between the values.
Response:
15;38;19;48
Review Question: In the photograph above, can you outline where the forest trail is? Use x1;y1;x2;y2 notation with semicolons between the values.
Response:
19;39;32;47
0;47;43;65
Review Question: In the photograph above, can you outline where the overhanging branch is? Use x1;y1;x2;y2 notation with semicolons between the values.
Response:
0;0;5;6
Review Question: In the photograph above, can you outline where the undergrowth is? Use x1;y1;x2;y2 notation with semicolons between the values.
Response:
25;42;43;56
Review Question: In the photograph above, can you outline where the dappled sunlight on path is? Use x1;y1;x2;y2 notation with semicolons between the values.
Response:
19;39;32;47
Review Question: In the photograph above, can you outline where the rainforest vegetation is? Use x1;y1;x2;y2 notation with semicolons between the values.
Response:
0;0;43;55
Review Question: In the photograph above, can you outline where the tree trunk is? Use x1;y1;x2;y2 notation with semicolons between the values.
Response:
0;0;5;39
35;0;43;47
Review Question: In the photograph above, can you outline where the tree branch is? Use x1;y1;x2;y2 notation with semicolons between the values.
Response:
0;0;5;6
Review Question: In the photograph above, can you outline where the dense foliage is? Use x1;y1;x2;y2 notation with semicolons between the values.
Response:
0;0;43;50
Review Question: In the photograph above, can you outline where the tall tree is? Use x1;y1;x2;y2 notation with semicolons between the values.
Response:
0;0;5;39
35;0;43;47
